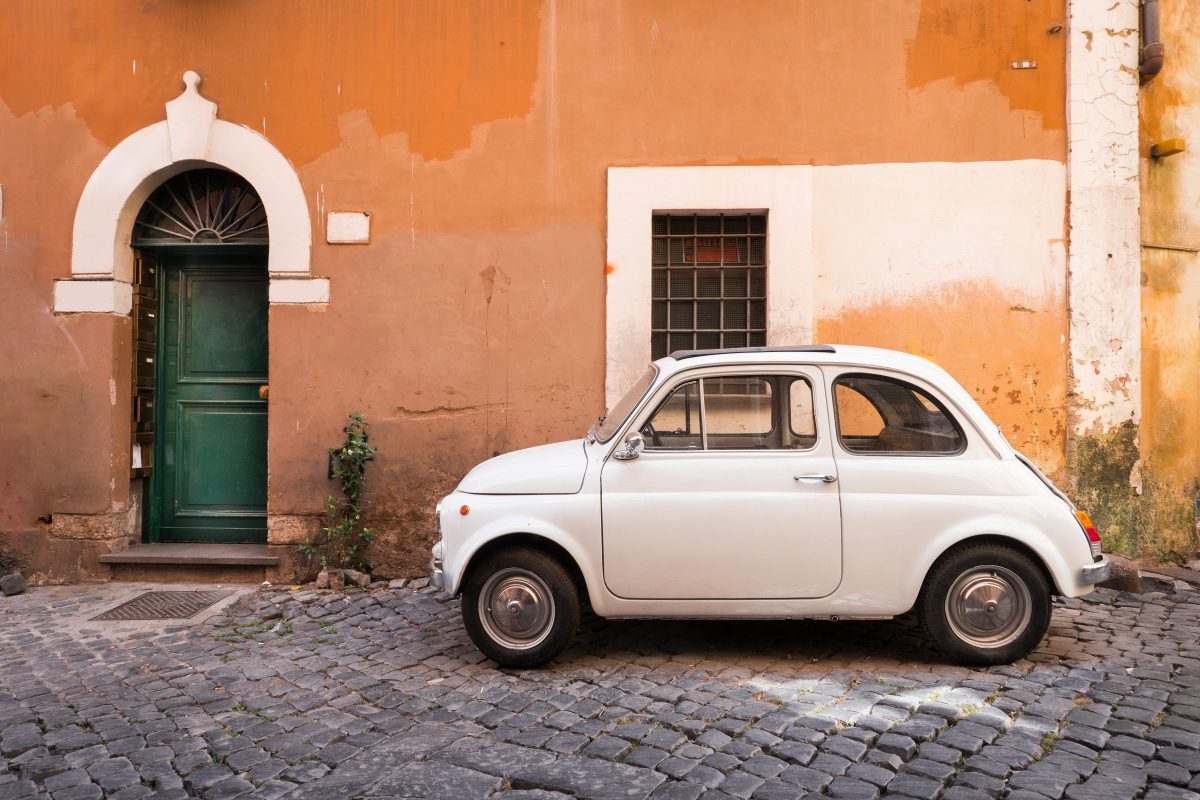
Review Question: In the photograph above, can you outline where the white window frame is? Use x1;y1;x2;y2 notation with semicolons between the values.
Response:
605;166;813;407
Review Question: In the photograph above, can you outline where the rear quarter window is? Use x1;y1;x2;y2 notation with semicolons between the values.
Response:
833;374;965;455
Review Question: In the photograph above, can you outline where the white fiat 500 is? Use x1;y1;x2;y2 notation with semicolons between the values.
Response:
431;346;1110;668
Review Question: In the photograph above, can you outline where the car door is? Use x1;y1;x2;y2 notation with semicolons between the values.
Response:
825;369;1000;606
600;368;843;600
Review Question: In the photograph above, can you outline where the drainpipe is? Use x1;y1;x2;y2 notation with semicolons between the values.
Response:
1140;0;1164;82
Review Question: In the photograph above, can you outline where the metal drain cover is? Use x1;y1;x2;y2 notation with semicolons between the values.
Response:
92;590;233;621
1142;565;1200;586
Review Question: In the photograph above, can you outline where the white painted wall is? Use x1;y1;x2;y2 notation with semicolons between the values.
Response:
812;160;1067;315
606;161;1067;405
1066;0;1141;435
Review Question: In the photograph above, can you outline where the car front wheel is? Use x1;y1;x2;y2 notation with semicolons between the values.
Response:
461;547;580;668
919;543;1051;665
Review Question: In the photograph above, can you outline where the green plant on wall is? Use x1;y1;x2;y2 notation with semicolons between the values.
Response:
298;413;377;572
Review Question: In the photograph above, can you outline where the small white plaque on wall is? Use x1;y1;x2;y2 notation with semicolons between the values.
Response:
326;211;371;244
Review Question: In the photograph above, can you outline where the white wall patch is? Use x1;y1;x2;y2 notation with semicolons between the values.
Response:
326;211;371;245
53;280;133;314
269;277;330;305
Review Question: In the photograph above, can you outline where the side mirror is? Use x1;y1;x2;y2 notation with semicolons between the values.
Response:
613;432;645;461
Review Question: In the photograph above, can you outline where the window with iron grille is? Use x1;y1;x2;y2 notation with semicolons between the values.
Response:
651;212;767;360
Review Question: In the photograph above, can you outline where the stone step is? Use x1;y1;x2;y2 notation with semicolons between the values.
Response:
100;543;279;583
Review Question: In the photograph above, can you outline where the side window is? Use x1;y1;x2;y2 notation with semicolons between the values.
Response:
704;377;773;450
834;384;885;438
789;379;817;448
833;374;964;455
642;375;817;451
643;381;702;450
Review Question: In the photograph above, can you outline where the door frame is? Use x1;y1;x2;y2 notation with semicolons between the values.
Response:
141;245;270;543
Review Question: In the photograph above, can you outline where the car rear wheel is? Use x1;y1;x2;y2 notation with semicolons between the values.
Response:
919;543;1051;665
461;547;580;668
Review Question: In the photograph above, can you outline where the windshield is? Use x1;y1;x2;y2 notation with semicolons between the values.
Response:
595;366;658;443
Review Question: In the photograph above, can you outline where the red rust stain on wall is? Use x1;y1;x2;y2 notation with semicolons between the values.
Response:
0;0;540;164
907;0;1066;135
817;282;1068;476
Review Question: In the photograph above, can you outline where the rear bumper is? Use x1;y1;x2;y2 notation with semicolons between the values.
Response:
1080;559;1111;586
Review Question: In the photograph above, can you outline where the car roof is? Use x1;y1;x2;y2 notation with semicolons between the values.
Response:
661;344;949;377
653;345;1013;458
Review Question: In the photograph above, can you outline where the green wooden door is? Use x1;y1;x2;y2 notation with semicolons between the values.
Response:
148;253;268;542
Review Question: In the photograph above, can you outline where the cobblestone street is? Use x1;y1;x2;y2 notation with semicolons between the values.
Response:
2;580;1199;800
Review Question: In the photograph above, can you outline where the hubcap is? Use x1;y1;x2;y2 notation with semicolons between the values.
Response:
944;564;1031;649
478;568;556;650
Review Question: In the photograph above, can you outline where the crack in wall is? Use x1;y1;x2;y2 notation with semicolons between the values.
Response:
391;403;510;419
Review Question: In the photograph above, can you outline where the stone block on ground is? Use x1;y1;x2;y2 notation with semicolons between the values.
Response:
342;569;370;588
1;572;25;596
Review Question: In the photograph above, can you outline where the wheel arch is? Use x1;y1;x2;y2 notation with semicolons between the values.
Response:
459;532;591;607
918;534;1060;604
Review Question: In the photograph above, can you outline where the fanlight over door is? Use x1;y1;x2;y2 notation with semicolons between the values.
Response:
133;169;268;246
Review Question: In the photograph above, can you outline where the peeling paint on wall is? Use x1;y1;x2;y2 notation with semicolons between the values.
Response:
908;0;1066;133
1068;421;1196;562
2;1;1081;581
819;280;1068;477
0;1;543;164
1066;0;1141;437
1136;0;1200;562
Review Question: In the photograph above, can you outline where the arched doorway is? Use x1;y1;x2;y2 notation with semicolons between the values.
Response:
133;168;269;543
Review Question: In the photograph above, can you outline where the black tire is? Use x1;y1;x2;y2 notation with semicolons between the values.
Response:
461;547;580;668
918;542;1051;665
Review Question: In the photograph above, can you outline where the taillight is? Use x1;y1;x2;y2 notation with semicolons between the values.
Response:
1075;510;1103;560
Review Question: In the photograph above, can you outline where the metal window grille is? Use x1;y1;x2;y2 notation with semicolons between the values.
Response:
133;169;268;246
651;212;767;360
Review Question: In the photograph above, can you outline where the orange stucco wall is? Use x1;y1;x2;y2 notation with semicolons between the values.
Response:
0;0;1068;580
1140;1;1200;533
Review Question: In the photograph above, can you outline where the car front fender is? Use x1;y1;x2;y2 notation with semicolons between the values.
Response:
443;502;602;601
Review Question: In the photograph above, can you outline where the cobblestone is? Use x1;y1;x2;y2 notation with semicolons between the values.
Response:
0;582;1198;798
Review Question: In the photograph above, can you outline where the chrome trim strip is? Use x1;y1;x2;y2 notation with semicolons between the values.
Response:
430;541;445;590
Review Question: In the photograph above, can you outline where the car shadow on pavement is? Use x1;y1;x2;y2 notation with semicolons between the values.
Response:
558;609;950;672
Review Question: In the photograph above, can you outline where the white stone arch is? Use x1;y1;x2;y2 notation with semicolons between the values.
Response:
54;71;327;313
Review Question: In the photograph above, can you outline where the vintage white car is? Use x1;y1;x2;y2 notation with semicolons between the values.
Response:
431;346;1109;668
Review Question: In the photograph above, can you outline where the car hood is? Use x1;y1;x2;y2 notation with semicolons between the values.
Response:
458;439;588;495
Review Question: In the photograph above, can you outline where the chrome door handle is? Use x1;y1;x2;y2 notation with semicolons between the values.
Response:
794;474;837;483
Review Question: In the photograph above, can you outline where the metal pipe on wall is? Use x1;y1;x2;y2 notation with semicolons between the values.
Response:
1140;0;1165;82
